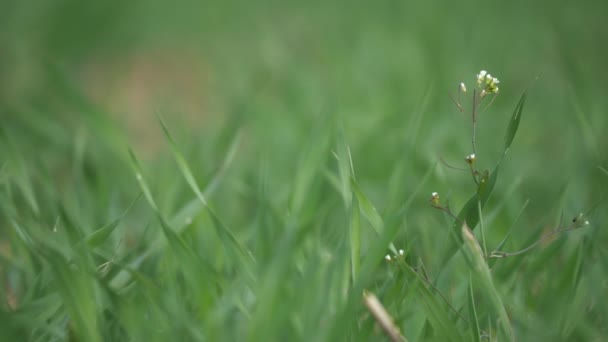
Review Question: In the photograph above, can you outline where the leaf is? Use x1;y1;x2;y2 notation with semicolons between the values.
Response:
351;178;384;235
503;92;527;155
439;165;499;266
351;177;397;255
157;114;208;206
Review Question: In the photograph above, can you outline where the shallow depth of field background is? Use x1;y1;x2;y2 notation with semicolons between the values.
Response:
1;0;607;341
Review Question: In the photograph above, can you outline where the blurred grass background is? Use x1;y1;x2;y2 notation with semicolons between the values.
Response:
1;0;607;341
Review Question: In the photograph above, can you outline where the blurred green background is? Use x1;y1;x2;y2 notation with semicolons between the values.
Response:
1;0;607;341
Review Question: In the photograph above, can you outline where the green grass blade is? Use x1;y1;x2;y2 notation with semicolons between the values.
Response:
467;274;481;342
335;126;353;207
351;178;384;234
157;114;208;206
462;224;514;342
351;177;398;255
156;116;256;281
85;195;140;248
350;197;361;283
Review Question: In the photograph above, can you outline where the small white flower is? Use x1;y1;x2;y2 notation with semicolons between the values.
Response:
430;192;440;206
385;254;392;261
460;82;467;93
398;249;404;256
476;70;500;95
465;153;476;164
585;220;590;226
476;70;487;85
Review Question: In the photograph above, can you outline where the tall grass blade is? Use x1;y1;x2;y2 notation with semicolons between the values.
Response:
462;224;514;342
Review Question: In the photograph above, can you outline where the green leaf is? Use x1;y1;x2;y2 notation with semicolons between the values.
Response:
157;114;208;206
351;177;384;235
439;165;498;266
503;92;527;154
351;177;397;255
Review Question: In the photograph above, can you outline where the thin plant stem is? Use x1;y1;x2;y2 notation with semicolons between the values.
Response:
440;157;469;172
490;221;587;258
471;89;478;156
469;164;479;185
477;200;488;258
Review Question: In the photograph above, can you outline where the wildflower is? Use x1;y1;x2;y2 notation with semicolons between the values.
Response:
385;254;392;261
398;249;404;256
476;70;487;85
460;82;467;93
572;213;590;229
476;70;500;96
465;153;476;164
430;192;440;206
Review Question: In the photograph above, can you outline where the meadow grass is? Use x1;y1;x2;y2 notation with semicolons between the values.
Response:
1;1;608;341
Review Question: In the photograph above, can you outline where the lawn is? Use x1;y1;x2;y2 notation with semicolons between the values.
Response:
1;0;607;341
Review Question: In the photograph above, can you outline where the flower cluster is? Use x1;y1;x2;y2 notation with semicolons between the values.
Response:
385;249;405;262
476;70;500;95
430;192;440;206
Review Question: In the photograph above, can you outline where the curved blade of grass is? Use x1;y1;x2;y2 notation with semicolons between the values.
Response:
462;225;514;342
350;178;383;234
156;115;256;279
84;194;141;248
157;114;208;206
351;177;398;255
127;149;158;212
168;129;241;230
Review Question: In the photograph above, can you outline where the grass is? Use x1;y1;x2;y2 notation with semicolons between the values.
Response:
1;0;608;341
